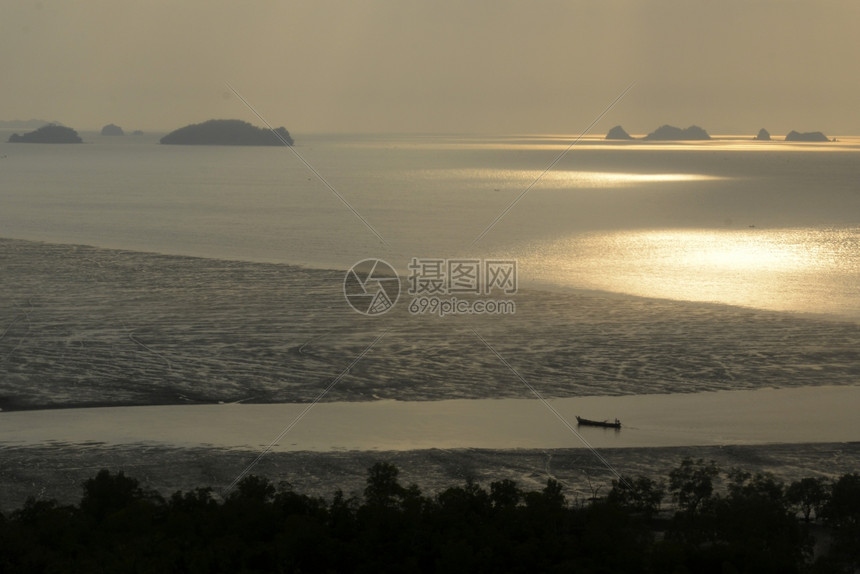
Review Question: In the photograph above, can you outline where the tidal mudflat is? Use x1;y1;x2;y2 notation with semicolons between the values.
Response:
2;238;858;511
2;238;858;410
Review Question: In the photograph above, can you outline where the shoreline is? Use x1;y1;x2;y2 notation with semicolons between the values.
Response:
4;234;859;324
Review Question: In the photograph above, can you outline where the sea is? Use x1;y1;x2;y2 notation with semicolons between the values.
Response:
1;131;859;453
2;131;859;318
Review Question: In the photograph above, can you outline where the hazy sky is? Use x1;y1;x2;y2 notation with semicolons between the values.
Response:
2;0;858;135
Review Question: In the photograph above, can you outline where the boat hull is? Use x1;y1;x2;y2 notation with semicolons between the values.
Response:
576;416;621;429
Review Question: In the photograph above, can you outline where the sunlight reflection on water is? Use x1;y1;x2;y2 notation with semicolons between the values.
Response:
521;227;860;318
430;169;725;188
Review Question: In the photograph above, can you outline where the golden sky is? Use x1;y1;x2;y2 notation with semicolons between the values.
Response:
2;0;858;134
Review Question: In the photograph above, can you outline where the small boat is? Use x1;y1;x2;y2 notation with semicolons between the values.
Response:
576;416;621;429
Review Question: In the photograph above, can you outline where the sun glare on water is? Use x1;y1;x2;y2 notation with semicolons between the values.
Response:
523;227;860;316
435;169;724;189
557;171;723;186
646;229;829;273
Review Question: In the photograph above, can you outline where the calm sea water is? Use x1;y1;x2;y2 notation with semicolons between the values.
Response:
4;386;860;451
2;132;859;452
2;131;859;318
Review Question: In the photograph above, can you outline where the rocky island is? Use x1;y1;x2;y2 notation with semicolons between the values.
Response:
8;124;82;143
754;128;771;141
160;119;294;146
785;130;830;142
644;125;711;140
605;125;633;140
101;123;124;136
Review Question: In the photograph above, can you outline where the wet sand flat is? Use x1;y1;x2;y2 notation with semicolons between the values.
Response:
2;238;859;410
2;238;859;512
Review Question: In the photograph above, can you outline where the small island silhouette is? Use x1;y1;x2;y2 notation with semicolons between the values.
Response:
603;125;835;143
604;125;713;141
785;130;830;142
160;119;294;146
101;124;124;136
605;125;633;140
644;125;711;140
754;128;771;141
8;124;82;144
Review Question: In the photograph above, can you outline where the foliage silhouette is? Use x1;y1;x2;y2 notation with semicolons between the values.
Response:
607;475;665;518
1;462;858;572
787;476;829;523
822;473;860;569
668;457;719;514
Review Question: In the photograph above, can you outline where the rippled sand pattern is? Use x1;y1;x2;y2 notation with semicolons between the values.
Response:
1;238;858;409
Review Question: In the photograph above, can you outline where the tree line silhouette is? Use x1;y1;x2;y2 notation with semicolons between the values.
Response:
1;458;858;572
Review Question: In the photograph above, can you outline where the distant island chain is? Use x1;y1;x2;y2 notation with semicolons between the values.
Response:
606;125;835;142
2;119;836;145
5;119;294;146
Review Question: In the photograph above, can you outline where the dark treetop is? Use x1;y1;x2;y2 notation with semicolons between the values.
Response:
160;119;294;146
2;462;859;573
